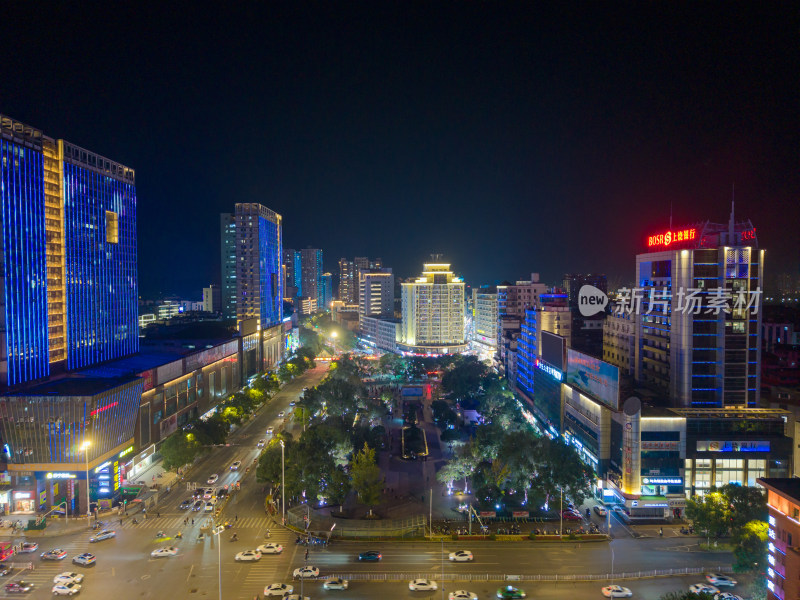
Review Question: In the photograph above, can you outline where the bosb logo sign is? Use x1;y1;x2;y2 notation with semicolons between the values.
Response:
578;285;608;316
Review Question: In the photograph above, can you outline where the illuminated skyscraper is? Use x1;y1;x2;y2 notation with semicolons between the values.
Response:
0;114;138;389
283;248;301;299
399;263;467;355
220;212;237;319
300;248;324;310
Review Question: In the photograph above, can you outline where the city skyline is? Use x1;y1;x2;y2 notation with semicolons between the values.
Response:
0;4;796;298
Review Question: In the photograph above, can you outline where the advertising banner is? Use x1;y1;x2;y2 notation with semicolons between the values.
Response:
479;511;496;518
566;349;620;410
696;440;770;452
512;511;529;518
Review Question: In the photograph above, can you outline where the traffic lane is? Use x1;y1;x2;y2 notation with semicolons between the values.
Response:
245;575;735;600
289;539;732;575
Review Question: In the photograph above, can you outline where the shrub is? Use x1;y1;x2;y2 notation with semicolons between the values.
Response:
488;533;496;541
451;533;459;541
528;531;537;540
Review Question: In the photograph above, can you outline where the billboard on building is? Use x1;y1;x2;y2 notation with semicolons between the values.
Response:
540;331;566;370
566;348;619;410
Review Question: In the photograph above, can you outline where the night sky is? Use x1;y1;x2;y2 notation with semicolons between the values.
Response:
2;3;797;298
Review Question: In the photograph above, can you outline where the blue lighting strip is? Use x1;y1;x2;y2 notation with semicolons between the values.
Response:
63;163;138;370
0;140;50;385
258;215;283;328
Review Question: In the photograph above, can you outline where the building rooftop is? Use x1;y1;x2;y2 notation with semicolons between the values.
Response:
7;374;140;397
758;478;800;502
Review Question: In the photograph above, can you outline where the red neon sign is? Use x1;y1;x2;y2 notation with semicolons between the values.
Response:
647;228;697;248
741;228;756;241
90;401;118;417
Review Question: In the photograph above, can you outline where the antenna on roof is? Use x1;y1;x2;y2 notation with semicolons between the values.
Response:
669;201;673;231
729;184;735;239
430;253;442;262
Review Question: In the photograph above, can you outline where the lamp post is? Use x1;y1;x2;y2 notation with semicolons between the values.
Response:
80;441;91;526
212;525;224;600
280;440;285;525
610;546;615;587
559;486;563;540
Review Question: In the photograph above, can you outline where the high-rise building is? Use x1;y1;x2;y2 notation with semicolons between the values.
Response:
399;263;467;355
359;268;394;320
353;257;382;304
633;210;763;407
220;213;237;319
471;286;498;360
0;114;138;389
234;203;283;330
759;478;800;600
338;258;356;303
564;273;607;356
203;284;221;313
603;308;634;376
496;274;549;372
300;248;324;310
283;249;301;299
321;272;333;311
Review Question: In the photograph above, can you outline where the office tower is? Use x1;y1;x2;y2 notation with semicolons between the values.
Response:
471;286;498;361
564;273;607;356
220;213;237;319
496;274;549;372
203;285;221;313
359;268;394;319
0;114;138;388
399;263;466;355
234;203;283;329
321;273;333;311
300;248;324;310
634;210;763;407
759;478;800;600
338;258;356;303
283;249;301;299
353;257;382;304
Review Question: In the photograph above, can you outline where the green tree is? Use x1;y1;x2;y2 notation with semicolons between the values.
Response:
531;437;592;506
256;441;286;485
722;483;767;531
324;466;352;505
350;443;383;508
193;413;228;445
432;400;457;429
161;432;201;471
441;356;488;400
733;519;768;573
686;491;730;541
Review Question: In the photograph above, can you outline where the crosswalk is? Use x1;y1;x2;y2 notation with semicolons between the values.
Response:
113;515;275;531
0;537;95;598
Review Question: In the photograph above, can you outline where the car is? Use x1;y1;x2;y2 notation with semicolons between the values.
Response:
706;574;737;587
714;594;743;600
257;543;284;554
192;500;204;511
448;550;473;562
689;584;720;595
323;577;349;590
593;506;608;516
264;583;293;597
267;427;274;435
235;550;262;562
0;564;9;577
278;411;285;418
285;596;309;600
52;582;82;596
231;461;242;471
41;549;68;561
257;439;267;448
409;579;438;591
612;506;628;516
217;488;228;499
179;500;193;510
204;501;215;512
293;566;319;579
203;488;215;500
18;542;38;553
151;547;179;558
602;585;633;598
5;581;34;593
289;401;296;407
89;529;116;542
53;573;84;585
449;591;478;600
358;550;382;561
72;554;96;566
207;474;219;484
497;586;526;599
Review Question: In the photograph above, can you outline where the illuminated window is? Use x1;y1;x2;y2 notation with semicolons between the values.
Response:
105;210;119;244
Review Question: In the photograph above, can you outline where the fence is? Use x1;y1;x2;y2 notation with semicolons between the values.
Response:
287;505;427;538
309;566;733;583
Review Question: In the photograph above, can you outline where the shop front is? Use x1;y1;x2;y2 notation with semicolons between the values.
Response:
129;444;155;482
11;489;36;513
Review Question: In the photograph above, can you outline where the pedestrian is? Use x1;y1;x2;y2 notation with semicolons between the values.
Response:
191;518;194;525
235;514;238;522
266;528;271;538
157;511;160;518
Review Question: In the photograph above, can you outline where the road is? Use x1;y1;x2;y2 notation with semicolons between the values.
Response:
0;364;742;600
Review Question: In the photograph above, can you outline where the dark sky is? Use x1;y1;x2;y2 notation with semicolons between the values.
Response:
2;3;798;297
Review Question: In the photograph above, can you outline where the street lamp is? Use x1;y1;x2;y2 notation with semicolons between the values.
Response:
280;440;286;525
80;441;91;526
212;525;224;600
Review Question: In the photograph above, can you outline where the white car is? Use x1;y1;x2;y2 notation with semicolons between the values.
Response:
257;543;284;554
690;584;720;595
235;550;262;562
207;474;219;484
449;591;478;600
714;594;743;600
72;553;96;566
593;506;608;516
285;595;310;600
264;583;293;597
267;427;275;435
448;550;473;562
52;583;82;596
409;579;438;591
293;566;319;579
323;577;349;590
278;411;285;418
231;461;242;471
151;546;179;558
602;585;633;598
706;574;737;587
89;529;116;543
203;488;215;499
53;573;84;585
257;439;267;448
204;501;215;512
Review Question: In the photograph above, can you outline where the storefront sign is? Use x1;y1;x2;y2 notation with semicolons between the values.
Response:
13;491;32;499
94;461;111;474
113;461;120;491
45;472;77;479
697;440;770;452
642;477;683;486
641;441;679;451
512;511;529;518
535;359;563;381
39;491;46;505
479;511;496;518
118;446;134;459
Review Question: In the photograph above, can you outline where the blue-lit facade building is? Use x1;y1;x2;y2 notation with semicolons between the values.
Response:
220;212;237;320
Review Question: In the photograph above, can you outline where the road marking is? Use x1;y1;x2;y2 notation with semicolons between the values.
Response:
186;563;194;582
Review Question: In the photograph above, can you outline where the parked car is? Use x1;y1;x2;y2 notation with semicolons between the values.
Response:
593;506;608;516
